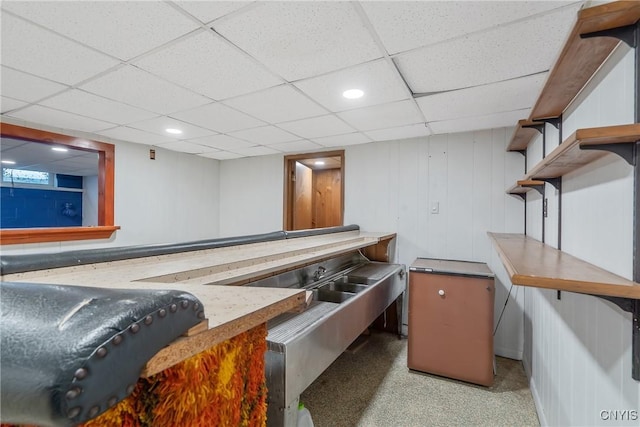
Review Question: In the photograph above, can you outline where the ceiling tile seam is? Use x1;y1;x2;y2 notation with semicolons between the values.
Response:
3;100;123;130
153;140;221;153
1;10;131;63
349;119;426;134
181;1;260;27
389;1;585;59
351;1;432;134
205;26;287;86
125;27;206;64
426;107;532;125
412;70;550;99
125;116;220;139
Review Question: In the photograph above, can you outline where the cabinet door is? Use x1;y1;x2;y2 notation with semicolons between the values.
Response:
408;272;494;386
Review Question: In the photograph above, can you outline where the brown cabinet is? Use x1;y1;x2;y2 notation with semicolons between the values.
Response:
408;258;495;386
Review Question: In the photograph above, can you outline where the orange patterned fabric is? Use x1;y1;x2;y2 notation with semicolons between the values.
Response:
2;324;268;427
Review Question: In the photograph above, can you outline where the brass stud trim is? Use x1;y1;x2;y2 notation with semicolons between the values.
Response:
144;315;153;325
158;308;167;318
112;334;123;345
130;323;140;334
88;405;100;418
67;407;81;419
96;347;107;358
66;387;81;400
74;368;88;380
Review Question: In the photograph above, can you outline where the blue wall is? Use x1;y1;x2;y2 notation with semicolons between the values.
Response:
1;187;83;228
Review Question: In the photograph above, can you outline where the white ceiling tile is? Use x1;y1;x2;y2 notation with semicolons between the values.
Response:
40;90;158;125
428;109;531;135
313;132;371;147
135;31;282;101
170;103;265;133
277;115;355;139
1;13;119;85
230;145;281;157
80;65;212;115
365;123;431;142
266;140;323;153
361;1;577;54
2;1;199;60
228;125;299;145
97;126;178;146
338;100;423;131
198;150;244;160
128;116;216;140
173;1;252;24
416;73;546;122
294;59;408;112
185;134;255;151
7;105;115;133
396;5;581;93
156;140;216;154
1;67;68;103
213;2;382;81
1;97;28;114
222;85;327;123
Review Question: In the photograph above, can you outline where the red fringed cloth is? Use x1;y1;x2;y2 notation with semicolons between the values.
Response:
2;324;268;427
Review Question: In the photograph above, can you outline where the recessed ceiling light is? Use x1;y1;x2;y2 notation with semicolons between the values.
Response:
1;160;16;165
314;161;325;165
165;128;183;135
343;89;364;99
52;147;68;152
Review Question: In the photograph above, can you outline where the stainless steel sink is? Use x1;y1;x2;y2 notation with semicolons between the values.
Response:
313;288;354;303
246;252;406;427
319;281;368;294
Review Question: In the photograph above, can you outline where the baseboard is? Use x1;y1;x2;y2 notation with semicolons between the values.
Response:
495;346;522;360
529;376;548;426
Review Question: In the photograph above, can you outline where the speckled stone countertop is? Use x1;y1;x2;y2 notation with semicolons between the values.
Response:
1;230;394;374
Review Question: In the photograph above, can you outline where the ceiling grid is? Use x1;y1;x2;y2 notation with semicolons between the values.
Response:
1;0;585;161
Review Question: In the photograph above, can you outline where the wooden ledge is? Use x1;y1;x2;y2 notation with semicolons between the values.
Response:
507;119;544;152
507;180;545;196
488;232;640;299
0;226;120;245
530;1;640;120
525;124;640;180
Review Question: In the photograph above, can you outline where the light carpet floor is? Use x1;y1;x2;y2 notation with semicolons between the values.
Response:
300;331;539;427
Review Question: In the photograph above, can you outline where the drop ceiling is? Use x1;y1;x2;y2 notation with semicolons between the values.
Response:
0;1;585;160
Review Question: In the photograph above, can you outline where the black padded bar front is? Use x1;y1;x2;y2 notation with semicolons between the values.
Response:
0;282;204;427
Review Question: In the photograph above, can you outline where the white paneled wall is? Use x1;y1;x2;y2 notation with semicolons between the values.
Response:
217;129;525;356
521;43;640;426
1;119;221;254
218;154;285;237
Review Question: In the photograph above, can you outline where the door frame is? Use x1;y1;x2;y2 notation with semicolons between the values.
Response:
283;150;344;231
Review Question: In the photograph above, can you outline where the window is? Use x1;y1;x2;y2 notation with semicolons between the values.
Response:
2;168;51;185
0;123;118;244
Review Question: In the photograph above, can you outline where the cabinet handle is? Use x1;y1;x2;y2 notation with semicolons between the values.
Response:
438;289;445;296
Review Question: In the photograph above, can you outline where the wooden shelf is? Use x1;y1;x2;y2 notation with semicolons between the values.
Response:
530;1;640;120
488;232;640;299
507;120;544;152
526;124;640;180
507;179;545;196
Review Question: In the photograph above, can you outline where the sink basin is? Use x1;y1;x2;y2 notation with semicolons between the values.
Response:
333;275;375;285
313;289;355;303
320;282;368;293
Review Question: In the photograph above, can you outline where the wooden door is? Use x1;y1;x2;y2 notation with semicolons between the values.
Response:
292;162;313;230
312;169;342;228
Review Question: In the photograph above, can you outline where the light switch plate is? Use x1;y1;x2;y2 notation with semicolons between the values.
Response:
431;201;439;214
